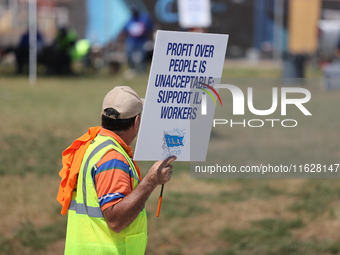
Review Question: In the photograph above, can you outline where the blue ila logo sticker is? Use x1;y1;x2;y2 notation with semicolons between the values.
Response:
165;134;184;147
162;128;185;157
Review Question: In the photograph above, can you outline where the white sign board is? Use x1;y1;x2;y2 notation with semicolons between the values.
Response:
134;30;228;161
178;0;212;29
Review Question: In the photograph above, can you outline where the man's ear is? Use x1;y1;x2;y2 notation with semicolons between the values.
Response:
134;115;140;128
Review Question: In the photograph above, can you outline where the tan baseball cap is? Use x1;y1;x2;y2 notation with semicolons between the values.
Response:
102;86;144;119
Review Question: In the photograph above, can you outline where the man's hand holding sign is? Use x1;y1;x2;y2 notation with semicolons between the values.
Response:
103;155;176;230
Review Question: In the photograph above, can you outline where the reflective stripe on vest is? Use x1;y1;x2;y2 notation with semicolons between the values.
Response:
69;199;103;218
66;139;115;218
82;139;115;216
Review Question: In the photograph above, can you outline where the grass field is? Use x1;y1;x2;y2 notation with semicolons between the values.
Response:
1;62;340;255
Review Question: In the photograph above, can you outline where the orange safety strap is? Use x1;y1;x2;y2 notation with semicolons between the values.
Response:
57;126;101;215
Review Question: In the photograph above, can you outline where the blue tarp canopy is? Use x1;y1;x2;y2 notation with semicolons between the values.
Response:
85;0;131;46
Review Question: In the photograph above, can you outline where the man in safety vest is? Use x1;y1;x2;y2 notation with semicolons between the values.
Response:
58;86;176;254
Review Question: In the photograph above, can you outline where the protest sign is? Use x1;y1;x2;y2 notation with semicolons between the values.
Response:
134;30;228;161
178;0;212;29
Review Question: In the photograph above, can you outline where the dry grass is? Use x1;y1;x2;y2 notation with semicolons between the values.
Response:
0;174;63;236
1;64;340;255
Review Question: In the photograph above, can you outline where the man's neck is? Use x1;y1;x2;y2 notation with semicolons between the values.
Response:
113;130;133;146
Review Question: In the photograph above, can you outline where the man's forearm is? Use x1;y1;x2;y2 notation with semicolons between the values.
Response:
103;175;157;233
103;156;175;233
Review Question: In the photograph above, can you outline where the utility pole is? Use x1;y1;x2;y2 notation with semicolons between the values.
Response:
29;0;37;85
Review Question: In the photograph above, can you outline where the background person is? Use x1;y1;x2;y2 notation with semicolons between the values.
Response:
336;36;340;59
0;28;45;74
123;8;153;73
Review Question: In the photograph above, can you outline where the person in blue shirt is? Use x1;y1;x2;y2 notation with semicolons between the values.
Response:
15;29;44;74
124;8;153;73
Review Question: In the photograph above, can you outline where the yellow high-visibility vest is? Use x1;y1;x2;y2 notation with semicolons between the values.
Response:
64;134;147;255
